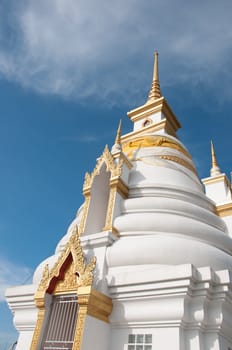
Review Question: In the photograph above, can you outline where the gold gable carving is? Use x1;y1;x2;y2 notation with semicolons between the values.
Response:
36;227;96;296
83;145;123;190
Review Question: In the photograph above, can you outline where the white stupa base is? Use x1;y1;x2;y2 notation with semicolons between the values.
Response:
6;284;38;350
107;263;232;350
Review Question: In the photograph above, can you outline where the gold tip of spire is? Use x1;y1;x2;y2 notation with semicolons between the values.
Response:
210;140;221;177
147;51;162;103
115;119;122;145
211;140;218;167
111;119;122;154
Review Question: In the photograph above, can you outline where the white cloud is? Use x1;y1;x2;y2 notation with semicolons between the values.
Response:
0;256;32;302
0;0;232;103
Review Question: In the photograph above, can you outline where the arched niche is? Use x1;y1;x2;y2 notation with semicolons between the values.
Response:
84;162;111;235
30;229;112;350
79;145;124;235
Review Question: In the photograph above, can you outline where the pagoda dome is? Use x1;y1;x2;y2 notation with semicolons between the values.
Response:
106;132;232;270
106;53;232;272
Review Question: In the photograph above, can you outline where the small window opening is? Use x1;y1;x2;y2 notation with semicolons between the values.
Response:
127;334;152;350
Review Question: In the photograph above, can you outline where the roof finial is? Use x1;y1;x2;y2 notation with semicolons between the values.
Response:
210;140;221;177
111;119;122;154
115;119;122;145
147;51;162;103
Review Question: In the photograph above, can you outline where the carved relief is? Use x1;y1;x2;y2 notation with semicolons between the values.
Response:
159;155;197;174
73;305;88;350
80;145;126;234
37;227;96;295
82;145;123;191
79;195;90;234
103;186;117;232
31;226;97;350
30;309;45;350
123;135;191;159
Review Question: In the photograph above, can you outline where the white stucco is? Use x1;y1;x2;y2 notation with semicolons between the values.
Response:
6;56;232;350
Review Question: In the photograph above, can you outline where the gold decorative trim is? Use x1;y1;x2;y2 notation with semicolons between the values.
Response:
122;119;167;143
80;145;125;235
112;151;133;169
216;202;232;217
122;135;191;159
30;308;45;350
31;227;97;350
110;177;129;198
102;176;128;233
127;97;181;131
79;194;90;235
71;287;113;350
127;96;165;120
83;145;122;190
103;186;117;232
36;229;96;296
159;155;197;174
202;174;230;186
78;286;113;323
73;305;88;350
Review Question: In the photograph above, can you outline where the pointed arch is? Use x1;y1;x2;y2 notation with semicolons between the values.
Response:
79;145;124;235
30;228;97;350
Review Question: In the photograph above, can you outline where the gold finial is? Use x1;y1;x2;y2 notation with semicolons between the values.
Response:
111;119;122;154
211;140;218;167
210;140;221;177
147;51;161;103
115;119;122;145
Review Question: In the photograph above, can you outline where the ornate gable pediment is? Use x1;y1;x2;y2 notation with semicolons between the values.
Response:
83;145;123;191
36;227;96;299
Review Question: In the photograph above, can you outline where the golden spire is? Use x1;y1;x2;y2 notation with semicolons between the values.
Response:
210;140;221;177
147;51;162;103
111;119;122;154
115;119;122;145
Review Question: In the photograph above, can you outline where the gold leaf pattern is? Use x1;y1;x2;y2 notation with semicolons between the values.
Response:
36;226;96;295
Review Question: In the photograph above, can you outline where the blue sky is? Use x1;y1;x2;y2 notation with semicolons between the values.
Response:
1;0;232;348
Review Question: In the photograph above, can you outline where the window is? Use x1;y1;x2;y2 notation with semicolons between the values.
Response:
143;119;152;128
41;294;78;350
127;334;152;350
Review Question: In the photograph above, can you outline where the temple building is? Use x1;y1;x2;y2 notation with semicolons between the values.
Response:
6;53;232;350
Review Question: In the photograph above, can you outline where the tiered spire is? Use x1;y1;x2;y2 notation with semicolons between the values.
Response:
147;51;162;103
210;141;221;177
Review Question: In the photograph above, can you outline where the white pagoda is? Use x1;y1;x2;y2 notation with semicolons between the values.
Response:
6;53;232;350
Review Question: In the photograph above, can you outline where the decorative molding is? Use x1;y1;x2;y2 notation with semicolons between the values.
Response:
126;97;181;133
53;260;78;294
202;173;230;187
73;305;88;350
103;187;117;232
30;308;45;350
112;150;133;169
79;195;91;234
31;227;97;350
159;155;197;174
110;177;129;198
78;286;113;323
80;145;128;235
122;135;191;160
36;228;96;296
83;145;123;191
71;287;113;350
216;202;232;217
